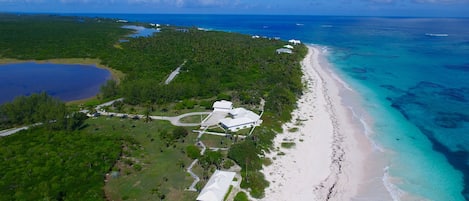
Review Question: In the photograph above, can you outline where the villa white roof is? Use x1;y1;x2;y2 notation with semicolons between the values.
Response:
213;100;233;110
229;108;246;116
284;44;294;49
220;108;260;129
230;108;260;120
220;117;255;128
196;170;236;201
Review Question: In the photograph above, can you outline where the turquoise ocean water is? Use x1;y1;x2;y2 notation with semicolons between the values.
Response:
69;14;468;200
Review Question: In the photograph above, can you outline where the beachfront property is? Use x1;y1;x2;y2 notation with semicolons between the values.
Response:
196;170;236;201
276;48;293;54
288;39;301;45
220;108;261;132
201;100;262;132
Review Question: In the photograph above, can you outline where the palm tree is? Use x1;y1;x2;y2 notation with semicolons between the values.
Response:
144;102;152;123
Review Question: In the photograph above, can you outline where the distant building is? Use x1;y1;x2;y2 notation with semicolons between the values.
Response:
212;100;233;112
219;108;261;132
252;35;260;39
116;19;128;23
175;28;189;33
196;170;236;201
288;39;301;45
276;48;293;54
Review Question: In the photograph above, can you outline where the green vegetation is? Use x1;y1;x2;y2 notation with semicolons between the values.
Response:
0;14;308;200
98;118;198;201
288;127;299;132
234;192;249;201
0;14;129;60
0;92;86;130
186;145;201;159
199;150;223;169
224;185;234;201
200;134;234;148
281;142;296;149
0;120;120;201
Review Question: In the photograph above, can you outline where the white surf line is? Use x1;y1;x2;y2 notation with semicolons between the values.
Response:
164;60;187;85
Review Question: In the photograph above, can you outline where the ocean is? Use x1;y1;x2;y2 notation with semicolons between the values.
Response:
70;14;469;200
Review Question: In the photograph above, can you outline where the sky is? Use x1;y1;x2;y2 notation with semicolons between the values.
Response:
0;0;468;17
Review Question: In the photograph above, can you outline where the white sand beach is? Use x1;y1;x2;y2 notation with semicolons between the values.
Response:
260;45;388;201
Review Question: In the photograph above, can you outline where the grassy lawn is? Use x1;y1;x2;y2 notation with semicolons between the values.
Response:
84;117;200;201
200;134;234;148
101;102;211;117
179;114;208;123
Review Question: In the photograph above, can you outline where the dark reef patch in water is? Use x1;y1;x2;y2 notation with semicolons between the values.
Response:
388;81;469;200
420;128;469;200
445;63;469;72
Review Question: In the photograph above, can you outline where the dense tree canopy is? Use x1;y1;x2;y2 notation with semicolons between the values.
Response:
0;128;121;201
0;92;87;130
0;14;129;60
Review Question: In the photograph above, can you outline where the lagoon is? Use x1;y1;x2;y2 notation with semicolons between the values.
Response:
122;25;159;38
0;62;111;104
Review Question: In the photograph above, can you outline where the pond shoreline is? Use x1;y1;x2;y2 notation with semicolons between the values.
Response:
0;58;125;104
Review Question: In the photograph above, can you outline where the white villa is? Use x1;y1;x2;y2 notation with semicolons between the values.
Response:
201;100;262;132
196;170;236;201
219;107;261;132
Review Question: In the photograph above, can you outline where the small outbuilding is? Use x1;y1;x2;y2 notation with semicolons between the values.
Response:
196;170;236;201
284;44;294;49
213;100;233;112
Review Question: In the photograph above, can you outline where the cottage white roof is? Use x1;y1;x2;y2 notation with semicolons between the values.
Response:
284;44;294;49
196;170;236;201
276;48;293;54
213;100;233;110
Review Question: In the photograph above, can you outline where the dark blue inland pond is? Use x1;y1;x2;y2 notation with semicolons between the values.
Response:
0;62;111;104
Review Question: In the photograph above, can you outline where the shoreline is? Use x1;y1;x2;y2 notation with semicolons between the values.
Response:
260;45;392;200
0;58;125;104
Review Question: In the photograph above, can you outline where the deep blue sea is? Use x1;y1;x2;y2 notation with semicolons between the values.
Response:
0;62;111;104
64;14;468;200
